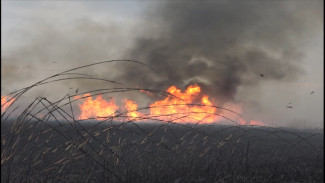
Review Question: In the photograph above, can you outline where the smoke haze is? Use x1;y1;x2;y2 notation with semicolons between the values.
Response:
1;1;323;128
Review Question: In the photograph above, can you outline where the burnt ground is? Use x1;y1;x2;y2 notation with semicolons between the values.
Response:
1;120;323;183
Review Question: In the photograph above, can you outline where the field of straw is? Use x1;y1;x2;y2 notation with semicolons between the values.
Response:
1;60;323;183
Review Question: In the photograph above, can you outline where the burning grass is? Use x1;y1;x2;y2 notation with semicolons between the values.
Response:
1;60;323;182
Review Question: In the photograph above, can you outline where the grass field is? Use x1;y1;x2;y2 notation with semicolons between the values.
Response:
1;120;323;183
1;60;323;182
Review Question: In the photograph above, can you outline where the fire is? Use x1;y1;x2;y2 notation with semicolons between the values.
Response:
73;93;118;120
149;84;218;123
238;118;265;126
73;84;266;126
249;120;264;126
123;99;142;120
1;96;15;112
139;89;153;96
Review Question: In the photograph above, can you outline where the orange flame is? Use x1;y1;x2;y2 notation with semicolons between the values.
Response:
1;96;15;112
249;120;265;126
238;118;265;126
74;93;118;120
149;84;218;123
139;89;154;96
123;99;142;120
73;85;266;126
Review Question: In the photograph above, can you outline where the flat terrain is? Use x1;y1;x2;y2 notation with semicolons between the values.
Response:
1;120;323;183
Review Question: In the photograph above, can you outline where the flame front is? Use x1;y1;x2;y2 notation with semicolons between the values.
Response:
73;84;265;126
149;84;218;123
123;99;142;120
74;93;118;120
1;96;15;112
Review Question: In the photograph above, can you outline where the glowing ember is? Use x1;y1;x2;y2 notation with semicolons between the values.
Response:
139;89;154;96
1;96;15;112
238;118;265;126
149;84;218;123
74;93;118;120
249;120;265;126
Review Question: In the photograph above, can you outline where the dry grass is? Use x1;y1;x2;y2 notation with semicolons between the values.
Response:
1;60;323;183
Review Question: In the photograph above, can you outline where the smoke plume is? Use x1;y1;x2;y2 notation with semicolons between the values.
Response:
1;1;323;126
117;1;319;104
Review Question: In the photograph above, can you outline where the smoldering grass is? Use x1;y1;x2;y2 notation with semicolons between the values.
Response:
1;60;323;183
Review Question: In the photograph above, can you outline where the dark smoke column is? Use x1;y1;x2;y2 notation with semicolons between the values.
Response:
120;1;311;104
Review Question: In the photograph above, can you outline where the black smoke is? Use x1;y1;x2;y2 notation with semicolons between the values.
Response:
117;1;318;104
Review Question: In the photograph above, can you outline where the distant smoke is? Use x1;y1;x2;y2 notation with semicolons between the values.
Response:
117;1;319;104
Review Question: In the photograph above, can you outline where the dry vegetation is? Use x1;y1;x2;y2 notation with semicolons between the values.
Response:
1;60;323;183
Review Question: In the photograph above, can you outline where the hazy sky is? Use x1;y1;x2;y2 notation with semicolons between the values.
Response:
1;0;323;128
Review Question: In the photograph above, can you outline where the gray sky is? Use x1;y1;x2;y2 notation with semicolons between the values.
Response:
1;0;323;128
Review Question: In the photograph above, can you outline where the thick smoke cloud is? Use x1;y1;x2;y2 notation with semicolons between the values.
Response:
1;1;322;126
118;1;318;104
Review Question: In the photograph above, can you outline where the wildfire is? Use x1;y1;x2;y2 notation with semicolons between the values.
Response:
238;118;265;126
73;84;265;126
123;99;142;120
149;84;218;123
73;93;118;120
139;89;154;96
1;96;15;112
